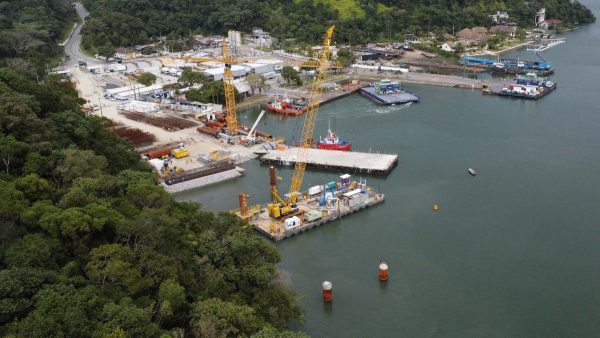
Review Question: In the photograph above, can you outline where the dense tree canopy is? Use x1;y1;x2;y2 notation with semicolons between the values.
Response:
0;68;303;337
80;0;595;51
0;0;76;76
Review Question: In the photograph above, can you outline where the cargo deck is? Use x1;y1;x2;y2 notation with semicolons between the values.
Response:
359;86;420;105
259;148;398;175
236;183;385;241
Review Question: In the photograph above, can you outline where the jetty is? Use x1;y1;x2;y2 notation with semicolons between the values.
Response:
259;148;398;175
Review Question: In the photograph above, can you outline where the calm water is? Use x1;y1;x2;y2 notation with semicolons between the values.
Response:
176;6;600;336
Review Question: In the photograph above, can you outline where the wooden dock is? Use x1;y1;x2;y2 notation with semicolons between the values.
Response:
259;148;398;175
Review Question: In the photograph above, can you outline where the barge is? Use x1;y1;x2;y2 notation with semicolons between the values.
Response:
359;79;420;105
483;75;556;99
234;172;385;241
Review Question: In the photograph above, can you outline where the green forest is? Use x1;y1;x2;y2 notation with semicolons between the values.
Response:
81;0;595;51
0;0;76;75
0;3;305;337
0;67;306;337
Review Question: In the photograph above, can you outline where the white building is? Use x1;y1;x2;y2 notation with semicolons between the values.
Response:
252;28;270;40
535;8;546;26
202;64;247;81
241;63;274;75
490;11;509;24
105;83;171;101
441;43;455;52
118;100;159;113
228;30;242;55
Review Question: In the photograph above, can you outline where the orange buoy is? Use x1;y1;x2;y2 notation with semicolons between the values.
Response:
322;281;333;302
378;261;389;281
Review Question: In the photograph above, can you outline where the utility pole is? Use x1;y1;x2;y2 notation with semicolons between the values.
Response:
97;91;103;117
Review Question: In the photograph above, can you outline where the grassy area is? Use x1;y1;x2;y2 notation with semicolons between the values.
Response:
376;3;391;14
295;0;365;19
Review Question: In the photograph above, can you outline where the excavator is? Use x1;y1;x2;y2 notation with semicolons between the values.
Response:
267;25;335;219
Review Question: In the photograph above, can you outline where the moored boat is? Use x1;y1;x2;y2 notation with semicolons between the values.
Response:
266;96;308;115
317;129;351;151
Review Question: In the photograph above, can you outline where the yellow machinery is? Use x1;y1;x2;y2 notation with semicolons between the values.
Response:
178;41;239;135
171;148;189;159
267;165;293;218
268;25;335;218
299;60;343;69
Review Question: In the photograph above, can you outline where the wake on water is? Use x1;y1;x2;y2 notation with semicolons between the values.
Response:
320;102;413;120
372;102;413;114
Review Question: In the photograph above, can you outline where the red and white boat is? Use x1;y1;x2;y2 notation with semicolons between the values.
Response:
317;129;351;151
266;96;308;115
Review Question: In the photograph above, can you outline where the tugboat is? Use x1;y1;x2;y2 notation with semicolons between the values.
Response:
266;95;308;116
316;129;351;151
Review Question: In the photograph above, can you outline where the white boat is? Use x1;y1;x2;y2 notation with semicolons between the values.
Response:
468;168;477;176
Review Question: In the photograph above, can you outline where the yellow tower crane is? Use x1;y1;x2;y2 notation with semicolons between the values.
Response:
179;41;239;135
267;25;335;219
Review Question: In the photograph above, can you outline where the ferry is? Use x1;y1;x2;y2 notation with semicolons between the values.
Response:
316;129;351;151
266;96;308;115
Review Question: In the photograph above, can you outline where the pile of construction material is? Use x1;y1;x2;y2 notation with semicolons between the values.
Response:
110;124;156;147
120;111;198;131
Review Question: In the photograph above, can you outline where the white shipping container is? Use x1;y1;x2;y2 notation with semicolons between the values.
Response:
284;216;301;229
309;185;323;196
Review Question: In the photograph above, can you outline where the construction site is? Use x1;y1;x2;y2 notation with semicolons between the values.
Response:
69;23;399;240
227;26;387;240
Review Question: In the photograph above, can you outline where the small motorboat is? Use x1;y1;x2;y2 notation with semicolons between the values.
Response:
468;168;477;176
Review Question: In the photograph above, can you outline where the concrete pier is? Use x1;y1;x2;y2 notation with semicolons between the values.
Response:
259;148;398;175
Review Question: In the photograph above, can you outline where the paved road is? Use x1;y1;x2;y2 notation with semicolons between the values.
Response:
64;2;104;66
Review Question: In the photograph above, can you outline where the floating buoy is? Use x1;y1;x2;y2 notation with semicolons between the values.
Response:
322;281;333;302
433;203;439;212
378;261;389;281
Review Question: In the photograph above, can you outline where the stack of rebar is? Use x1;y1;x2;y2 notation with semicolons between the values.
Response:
121;111;199;131
113;127;156;147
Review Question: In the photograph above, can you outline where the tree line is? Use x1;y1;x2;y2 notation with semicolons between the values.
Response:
0;67;306;336
79;0;595;52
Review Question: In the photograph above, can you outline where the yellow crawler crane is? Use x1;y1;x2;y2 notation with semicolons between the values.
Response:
267;25;335;219
179;41;239;135
287;25;335;203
